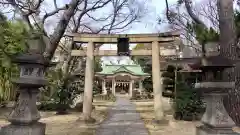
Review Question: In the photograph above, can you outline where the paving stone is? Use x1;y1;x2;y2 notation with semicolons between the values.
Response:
96;97;149;135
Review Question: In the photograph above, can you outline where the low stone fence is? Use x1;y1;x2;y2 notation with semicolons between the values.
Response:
130;90;153;100
94;94;116;101
130;99;153;102
132;97;173;114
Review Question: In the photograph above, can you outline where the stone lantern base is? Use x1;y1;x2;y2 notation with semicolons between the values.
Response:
195;82;238;135
196;125;238;135
1;122;46;135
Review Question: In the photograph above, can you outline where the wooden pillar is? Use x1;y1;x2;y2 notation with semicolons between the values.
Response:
139;80;143;90
102;79;107;95
83;41;94;120
151;41;164;121
129;80;134;97
112;79;115;96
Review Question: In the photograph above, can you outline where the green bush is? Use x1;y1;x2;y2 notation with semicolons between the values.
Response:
37;100;58;111
173;82;205;121
0;13;28;104
39;69;81;113
38;87;73;112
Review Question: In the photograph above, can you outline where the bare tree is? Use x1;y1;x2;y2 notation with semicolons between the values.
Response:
165;0;240;125
217;0;240;125
56;0;146;79
164;0;220;56
0;0;148;121
0;0;146;61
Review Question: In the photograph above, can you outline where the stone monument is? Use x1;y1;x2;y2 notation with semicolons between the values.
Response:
193;56;238;135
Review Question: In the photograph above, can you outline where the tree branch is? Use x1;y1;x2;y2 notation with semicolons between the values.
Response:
42;6;68;25
165;0;172;23
184;0;206;27
45;0;80;61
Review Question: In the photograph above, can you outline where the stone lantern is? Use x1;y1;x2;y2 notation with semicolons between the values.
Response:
193;56;237;135
1;34;49;135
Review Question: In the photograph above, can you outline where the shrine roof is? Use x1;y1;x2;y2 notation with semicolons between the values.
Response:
96;64;149;76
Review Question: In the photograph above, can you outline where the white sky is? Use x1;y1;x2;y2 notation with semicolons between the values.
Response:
101;0;179;64
2;0;203;64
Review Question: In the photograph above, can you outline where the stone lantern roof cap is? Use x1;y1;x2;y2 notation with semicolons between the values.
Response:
190;55;234;70
12;53;51;66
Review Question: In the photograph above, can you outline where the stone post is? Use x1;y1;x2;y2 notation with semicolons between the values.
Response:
129;80;133;97
151;41;164;121
139;80;143;90
112;79;115;96
83;41;94;121
102;80;107;95
0;53;48;135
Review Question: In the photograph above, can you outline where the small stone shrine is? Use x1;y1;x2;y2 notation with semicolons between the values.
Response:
193;55;238;135
0;52;49;135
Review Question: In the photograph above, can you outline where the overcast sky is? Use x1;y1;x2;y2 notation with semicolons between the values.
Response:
101;0;179;64
1;0;180;64
2;0;202;64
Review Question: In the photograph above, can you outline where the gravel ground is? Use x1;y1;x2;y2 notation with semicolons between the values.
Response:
132;101;201;135
0;101;114;135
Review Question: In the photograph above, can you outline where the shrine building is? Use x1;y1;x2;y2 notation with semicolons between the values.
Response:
95;64;150;97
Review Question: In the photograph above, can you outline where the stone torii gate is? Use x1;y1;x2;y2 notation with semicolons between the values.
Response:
70;31;181;121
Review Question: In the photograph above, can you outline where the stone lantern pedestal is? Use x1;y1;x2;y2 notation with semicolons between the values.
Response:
0;53;49;135
193;56;238;135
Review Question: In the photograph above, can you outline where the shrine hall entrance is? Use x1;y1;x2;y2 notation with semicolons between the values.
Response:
115;82;130;94
115;74;131;95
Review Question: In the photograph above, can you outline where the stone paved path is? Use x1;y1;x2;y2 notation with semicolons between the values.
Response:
96;97;149;135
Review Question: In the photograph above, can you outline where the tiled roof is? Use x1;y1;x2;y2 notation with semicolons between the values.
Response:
96;65;149;76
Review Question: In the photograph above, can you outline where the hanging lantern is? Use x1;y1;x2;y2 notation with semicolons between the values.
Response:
117;37;129;56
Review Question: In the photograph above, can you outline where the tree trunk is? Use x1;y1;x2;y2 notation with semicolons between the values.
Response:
217;0;240;125
45;0;80;61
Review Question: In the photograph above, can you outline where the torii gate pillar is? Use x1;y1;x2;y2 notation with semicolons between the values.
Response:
83;41;94;120
152;41;164;121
